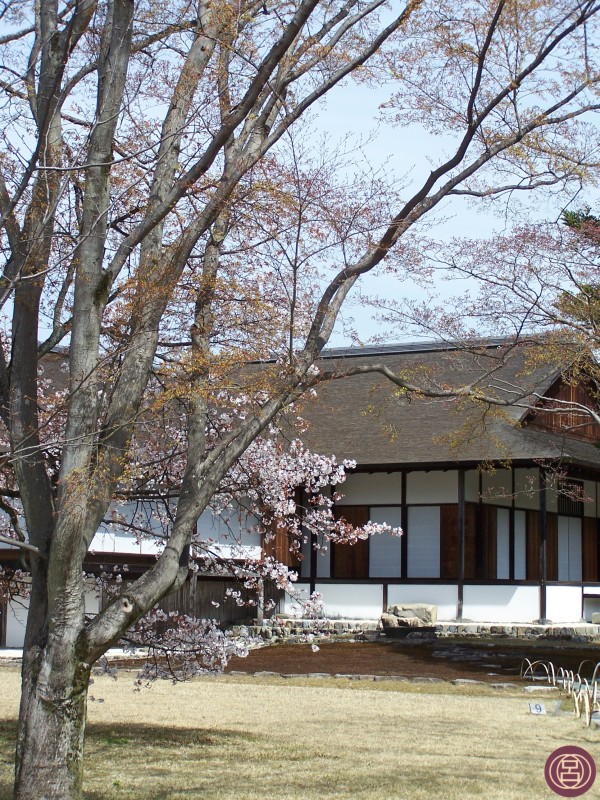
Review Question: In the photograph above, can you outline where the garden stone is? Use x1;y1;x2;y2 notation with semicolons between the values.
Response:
387;604;437;625
523;685;558;692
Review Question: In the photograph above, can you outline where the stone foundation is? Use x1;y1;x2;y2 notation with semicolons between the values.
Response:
435;622;600;641
239;618;377;641
241;618;600;643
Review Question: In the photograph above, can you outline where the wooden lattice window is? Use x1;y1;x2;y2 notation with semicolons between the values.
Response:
557;479;584;517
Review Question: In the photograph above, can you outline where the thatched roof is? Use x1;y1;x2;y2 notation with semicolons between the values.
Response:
295;339;600;470
40;340;600;471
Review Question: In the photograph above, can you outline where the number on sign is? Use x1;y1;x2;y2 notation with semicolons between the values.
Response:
529;702;546;715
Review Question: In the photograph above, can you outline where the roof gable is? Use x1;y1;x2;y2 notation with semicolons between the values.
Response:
522;375;600;443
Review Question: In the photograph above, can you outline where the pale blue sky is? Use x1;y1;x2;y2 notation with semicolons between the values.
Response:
314;79;596;346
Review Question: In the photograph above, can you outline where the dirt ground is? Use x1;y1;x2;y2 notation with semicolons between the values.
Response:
224;636;600;682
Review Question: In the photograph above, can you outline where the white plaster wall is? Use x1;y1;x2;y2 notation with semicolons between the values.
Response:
369;507;402;529
139;537;163;555
514;510;527;580
496;508;510;580
337;472;402;505
462;585;540;623
557;517;582;582
84;585;101;615
584;480;597;518
583;588;600;623
387;584;458;620
282;586;311;615
406;471;458;504
5;583;102;649
481;469;512;506
298;532;332;579
407;506;440;579
89;530;163;555
198;507;261;546
514;468;539;510
546;586;583;623
197;506;262;559
278;583;585;623
200;543;263;559
91;500;174;555
465;470;479;503
315;537;331;578
314;583;384;619
369;507;402;578
583;596;600;622
92;502;264;559
546;474;558;513
5;596;29;648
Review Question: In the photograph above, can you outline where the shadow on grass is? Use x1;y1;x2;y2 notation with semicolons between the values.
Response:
85;722;260;800
87;720;255;748
0;719;257;800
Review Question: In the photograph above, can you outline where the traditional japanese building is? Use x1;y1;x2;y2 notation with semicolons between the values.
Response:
284;339;600;624
2;338;600;646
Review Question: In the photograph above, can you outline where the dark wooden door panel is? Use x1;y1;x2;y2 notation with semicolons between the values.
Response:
332;506;370;579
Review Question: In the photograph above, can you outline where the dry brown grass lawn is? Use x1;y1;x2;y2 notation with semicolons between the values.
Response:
0;668;598;799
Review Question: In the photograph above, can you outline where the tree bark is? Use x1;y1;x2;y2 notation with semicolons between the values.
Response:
14;647;91;800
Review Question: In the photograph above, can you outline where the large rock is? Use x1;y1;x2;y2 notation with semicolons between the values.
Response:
381;613;422;628
386;604;437;625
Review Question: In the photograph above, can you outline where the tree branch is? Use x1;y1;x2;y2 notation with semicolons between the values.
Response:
0;534;42;557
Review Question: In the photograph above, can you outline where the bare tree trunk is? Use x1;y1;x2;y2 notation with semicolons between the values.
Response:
14;646;91;800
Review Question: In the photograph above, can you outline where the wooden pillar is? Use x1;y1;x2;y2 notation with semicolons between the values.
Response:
457;468;465;620
0;597;6;647
302;487;317;595
309;527;317;596
509;467;515;580
476;469;483;577
401;470;408;579
539;467;548;622
189;568;198;616
256;578;264;624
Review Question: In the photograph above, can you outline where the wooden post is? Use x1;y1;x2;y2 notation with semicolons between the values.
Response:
189;568;198;617
0;597;6;647
457;469;465;620
539;468;548;622
309;527;317;596
401;470;408;579
256;578;264;624
509;467;515;580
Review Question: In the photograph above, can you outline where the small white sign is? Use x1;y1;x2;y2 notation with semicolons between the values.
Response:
529;702;546;715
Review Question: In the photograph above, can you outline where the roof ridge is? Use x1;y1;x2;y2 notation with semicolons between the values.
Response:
320;336;526;360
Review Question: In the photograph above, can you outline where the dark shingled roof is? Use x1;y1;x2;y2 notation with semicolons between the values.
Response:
296;340;600;470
